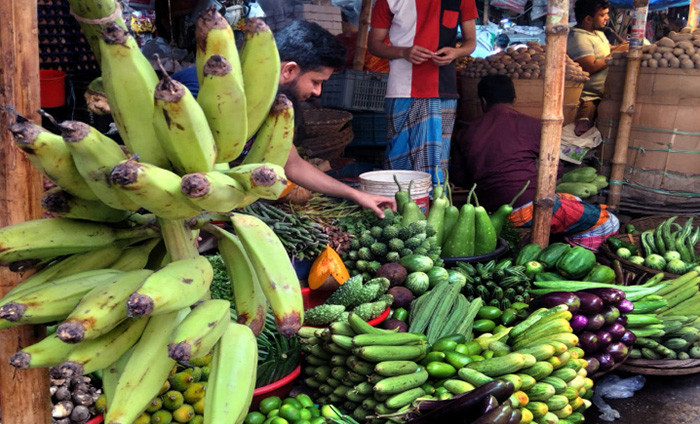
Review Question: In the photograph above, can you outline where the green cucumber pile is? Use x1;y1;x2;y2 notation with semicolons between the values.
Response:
555;167;608;199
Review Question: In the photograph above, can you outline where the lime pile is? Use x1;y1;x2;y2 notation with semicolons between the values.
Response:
244;394;329;424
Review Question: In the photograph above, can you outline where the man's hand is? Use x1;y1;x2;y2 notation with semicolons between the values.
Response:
432;47;460;66
351;192;397;218
402;45;435;64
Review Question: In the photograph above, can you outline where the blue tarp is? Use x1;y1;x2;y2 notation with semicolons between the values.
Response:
609;0;689;10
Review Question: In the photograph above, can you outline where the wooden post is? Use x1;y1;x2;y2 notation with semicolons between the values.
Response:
353;0;373;70
689;0;699;29
0;1;51;423
607;0;649;211
531;0;569;248
483;0;490;25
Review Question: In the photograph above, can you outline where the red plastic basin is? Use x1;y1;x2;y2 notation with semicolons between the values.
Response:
250;365;301;411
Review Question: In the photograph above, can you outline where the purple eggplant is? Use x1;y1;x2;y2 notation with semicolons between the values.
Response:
619;330;637;346
578;331;600;353
529;291;580;313
580;287;624;305
584;314;605;331
601;305;621;325
616;299;634;313
595;351;615;371
585;356;600;374
575;291;604;314
603;322;626;341
596;330;613;348
570;314;589;333
606;342;630;362
615;315;628;326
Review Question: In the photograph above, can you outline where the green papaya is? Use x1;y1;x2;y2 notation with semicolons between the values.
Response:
555;182;598;198
561;167;597;183
591;175;608;190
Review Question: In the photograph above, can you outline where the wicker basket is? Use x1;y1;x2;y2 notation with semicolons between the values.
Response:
301;108;353;138
617;358;700;376
297;124;354;160
626;215;695;233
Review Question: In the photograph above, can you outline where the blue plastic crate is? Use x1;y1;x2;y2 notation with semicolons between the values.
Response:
321;69;388;112
350;112;387;146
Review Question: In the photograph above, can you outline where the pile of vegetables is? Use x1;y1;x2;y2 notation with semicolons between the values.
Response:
256;312;301;388
614;216;699;275
515;242;610;284
49;367;101;424
244;394;345;424
455;259;533;310
610;27;700;69
556;167;609;200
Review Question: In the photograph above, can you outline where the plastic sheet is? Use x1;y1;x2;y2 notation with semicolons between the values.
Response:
592;374;647;421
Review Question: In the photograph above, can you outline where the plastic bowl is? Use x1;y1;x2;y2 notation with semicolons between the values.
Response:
250;365;301;410
440;237;509;267
301;287;332;309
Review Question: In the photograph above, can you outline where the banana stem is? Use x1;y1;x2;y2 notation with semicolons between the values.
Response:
157;218;199;260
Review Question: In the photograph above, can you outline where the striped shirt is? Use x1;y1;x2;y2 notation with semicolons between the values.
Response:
371;0;477;98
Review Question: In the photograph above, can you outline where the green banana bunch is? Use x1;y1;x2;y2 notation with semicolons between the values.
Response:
109;159;202;220
153;69;217;175
126;256;213;317
65;0;127;64
241;17;281;139
197;54;248;163
108;238;162;272
207;224;268;336
224;163;288;200
58;317;150;377
9;334;75;369
167;299;231;362
99;23;170;168
10;116;97;200
241;93;294;167
59;120;140;210
0;269;123;326
57;269;154;343
195;6;242;88
0;217;153;265
101;348;133;410
180;171;249;213
230;213;303;337
203;322;258;424
41;187;130;222
104;309;189;424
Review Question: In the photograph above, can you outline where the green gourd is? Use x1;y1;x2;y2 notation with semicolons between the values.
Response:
490;180;531;237
442;184;476;257
473;192;498;255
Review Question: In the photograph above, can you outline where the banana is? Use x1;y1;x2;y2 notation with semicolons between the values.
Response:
126;256;213;318
195;5;242;88
58;317;150;378
110;159;202;220
41;187;131;222
9;116;98;200
0;217;155;265
240;17;281;139
108;238;162;272
180;171;249;212
57;269;154;343
104;309;189;424
167;299;231;363
101;348;133;410
0;269;124;325
230;213;302;337
59;120;140;210
9;334;75;369
99;23;170;168
153;70;217;175
224;163;288;200
206;225;267;336
241;93;294;167
197;54;248;163
203;322;258;424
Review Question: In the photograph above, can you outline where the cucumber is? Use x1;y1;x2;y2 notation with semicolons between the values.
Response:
517;373;537;391
352;333;425;346
551;404;573;419
516;344;557;361
443;379;475;395
384;387;425;409
354;345;427;362
546;395;569;411
527;382;556;401
539;411;561;424
374;361;419;377
373;369;429;395
527;401;549;419
500;374;523;391
542;377;568;395
457;367;494;386
562;386;579;401
569;396;585;411
465;352;529;377
520;361;554;380
552;367;577;382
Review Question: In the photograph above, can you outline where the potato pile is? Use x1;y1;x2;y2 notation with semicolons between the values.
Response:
457;41;590;82
612;27;700;69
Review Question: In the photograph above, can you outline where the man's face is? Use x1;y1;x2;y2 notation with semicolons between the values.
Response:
591;8;610;30
279;66;334;102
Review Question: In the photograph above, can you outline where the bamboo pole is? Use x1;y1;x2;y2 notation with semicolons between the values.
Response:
531;0;569;248
484;0;490;25
0;1;51;423
689;0;699;29
607;0;649;211
353;0;373;70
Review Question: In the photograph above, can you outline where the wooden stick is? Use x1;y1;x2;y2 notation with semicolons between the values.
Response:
353;0;373;70
483;0;490;25
531;0;569;248
607;1;649;210
0;1;51;423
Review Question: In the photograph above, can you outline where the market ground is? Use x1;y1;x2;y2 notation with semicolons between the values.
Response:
584;372;700;424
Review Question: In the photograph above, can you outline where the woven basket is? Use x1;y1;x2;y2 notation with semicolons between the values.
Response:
617;358;700;376
297;125;354;160
626;215;695;233
301;108;353;138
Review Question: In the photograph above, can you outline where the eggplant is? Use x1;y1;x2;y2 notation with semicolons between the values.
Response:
596;330;613;348
615;315;628;326
603;322;626;341
585;356;600;374
601;305;621;325
616;299;634;313
506;407;523;424
578;331;599;353
470;403;513;424
595;351;615;370
580;287;624;305
481;395;499;415
570;314;589;333
584;314;605;331
620;330;637;346
529;291;580;313
575;291;604;314
606;341;630;362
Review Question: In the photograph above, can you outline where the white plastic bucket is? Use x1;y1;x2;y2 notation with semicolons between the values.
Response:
359;170;432;213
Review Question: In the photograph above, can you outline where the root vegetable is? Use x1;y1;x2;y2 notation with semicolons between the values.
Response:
52;400;73;418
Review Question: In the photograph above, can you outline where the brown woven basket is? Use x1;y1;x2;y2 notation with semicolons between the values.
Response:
617;358;700;376
301;108;353;138
626;215;695;233
297;125;354;160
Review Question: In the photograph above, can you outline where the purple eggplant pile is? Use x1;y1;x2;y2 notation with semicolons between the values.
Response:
529;288;636;375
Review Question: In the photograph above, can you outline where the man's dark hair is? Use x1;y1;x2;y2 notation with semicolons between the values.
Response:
494;34;510;49
574;0;610;24
275;20;347;72
478;74;516;106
